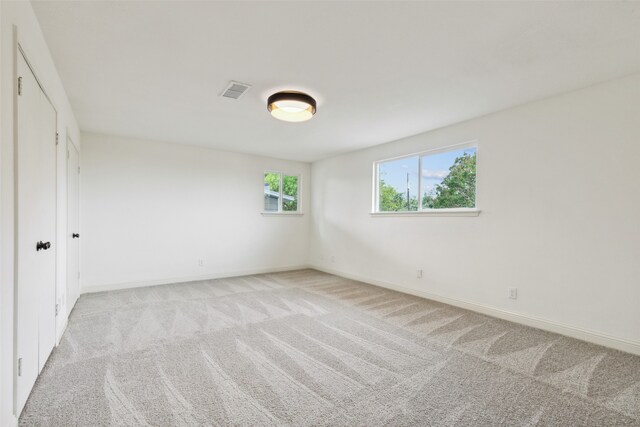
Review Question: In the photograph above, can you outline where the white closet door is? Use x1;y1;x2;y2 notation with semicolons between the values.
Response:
16;51;41;415
15;51;58;415
37;81;57;373
67;140;80;311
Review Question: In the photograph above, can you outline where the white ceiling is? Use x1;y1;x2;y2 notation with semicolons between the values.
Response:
32;1;640;162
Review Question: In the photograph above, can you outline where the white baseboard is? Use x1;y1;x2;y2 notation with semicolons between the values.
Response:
80;265;311;294
7;415;18;427
56;316;68;345
310;265;640;356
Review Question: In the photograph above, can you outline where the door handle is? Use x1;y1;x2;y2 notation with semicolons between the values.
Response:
72;233;80;239
36;241;51;251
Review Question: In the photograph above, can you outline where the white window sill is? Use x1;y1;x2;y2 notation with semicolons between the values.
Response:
261;212;304;216
370;209;481;217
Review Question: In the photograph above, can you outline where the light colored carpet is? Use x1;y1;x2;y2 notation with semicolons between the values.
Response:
20;269;640;426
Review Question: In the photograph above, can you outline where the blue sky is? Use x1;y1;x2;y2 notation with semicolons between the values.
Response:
378;147;476;198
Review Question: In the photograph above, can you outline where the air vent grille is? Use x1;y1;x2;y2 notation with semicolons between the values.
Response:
221;81;251;99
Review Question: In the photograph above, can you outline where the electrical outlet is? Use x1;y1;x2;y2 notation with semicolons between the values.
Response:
198;259;204;267
416;269;423;279
508;287;518;300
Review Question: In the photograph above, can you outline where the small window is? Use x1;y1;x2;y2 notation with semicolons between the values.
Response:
264;172;299;212
374;144;477;213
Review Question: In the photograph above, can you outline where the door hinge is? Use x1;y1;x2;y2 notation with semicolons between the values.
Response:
17;76;22;96
56;133;59;145
78;166;80;174
67;149;70;159
17;358;22;377
78;271;80;279
55;303;59;316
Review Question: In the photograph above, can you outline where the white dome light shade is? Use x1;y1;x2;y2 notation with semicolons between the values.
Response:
268;91;316;122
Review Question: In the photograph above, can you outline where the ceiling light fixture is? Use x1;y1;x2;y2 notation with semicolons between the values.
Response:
267;91;316;122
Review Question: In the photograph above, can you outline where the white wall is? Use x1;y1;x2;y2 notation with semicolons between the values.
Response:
80;133;310;292
309;74;640;354
0;2;80;425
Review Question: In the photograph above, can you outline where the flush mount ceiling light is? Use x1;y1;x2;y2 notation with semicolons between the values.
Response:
267;91;316;122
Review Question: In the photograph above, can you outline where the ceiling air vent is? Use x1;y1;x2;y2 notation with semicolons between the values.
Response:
221;81;251;100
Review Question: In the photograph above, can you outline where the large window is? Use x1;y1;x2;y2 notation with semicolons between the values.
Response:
264;172;299;212
374;144;477;213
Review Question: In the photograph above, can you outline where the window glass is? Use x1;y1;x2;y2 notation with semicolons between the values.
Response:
282;175;299;211
264;172;280;212
377;156;419;212
421;147;476;209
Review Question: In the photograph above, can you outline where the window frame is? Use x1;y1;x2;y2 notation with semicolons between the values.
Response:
371;141;480;216
262;171;303;216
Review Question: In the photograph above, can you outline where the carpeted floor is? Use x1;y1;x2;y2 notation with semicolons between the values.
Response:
20;269;640;426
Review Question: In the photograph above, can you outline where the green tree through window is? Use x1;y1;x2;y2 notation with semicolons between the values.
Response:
379;180;418;211
264;172;280;192
423;152;476;209
282;175;298;211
